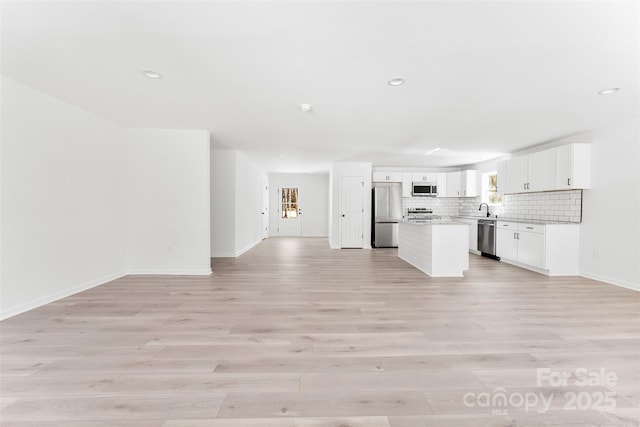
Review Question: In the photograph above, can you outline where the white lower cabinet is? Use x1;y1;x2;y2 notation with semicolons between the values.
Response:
456;218;478;253
496;221;578;275
516;227;545;269
497;222;518;261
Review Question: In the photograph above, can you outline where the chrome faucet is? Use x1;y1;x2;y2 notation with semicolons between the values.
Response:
479;203;491;217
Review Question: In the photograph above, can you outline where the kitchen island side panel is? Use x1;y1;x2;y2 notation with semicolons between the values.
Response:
398;222;468;277
398;222;434;275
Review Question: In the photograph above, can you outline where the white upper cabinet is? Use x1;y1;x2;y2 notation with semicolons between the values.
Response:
555;143;591;190
496;160;507;194
412;172;438;182
401;173;413;197
372;172;402;183
501;143;590;194
460;170;478;197
505;156;528;194
446;172;461;197
436;173;447;197
444;171;477;197
527;148;556;192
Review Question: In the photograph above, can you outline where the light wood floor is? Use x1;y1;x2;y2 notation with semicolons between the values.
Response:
1;237;638;426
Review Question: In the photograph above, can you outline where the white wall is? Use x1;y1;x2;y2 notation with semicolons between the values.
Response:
329;162;373;249
210;149;236;257
210;149;267;257
235;151;268;255
126;129;211;275
579;119;639;289
1;76;127;319
269;173;329;237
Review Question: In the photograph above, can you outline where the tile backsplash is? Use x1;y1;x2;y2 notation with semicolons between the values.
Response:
404;190;583;223
402;197;459;218
457;190;582;223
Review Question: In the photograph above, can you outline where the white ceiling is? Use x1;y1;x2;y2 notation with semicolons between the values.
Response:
2;1;638;173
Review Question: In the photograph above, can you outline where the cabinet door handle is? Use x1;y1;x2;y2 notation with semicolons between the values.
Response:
568;178;571;186
517;233;520;239
526;226;533;229
513;232;517;239
523;183;526;190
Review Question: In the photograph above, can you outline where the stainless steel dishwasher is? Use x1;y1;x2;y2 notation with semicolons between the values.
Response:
477;219;499;259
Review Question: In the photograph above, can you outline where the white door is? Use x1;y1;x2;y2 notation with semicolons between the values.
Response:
261;181;269;240
278;186;302;236
340;176;364;248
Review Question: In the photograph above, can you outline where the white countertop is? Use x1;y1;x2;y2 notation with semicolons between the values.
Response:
454;216;578;225
402;219;466;226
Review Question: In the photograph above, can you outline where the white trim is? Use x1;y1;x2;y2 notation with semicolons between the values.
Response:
235;240;261;257
499;258;579;277
0;271;127;320
580;272;640;292
210;239;263;258
126;269;212;276
499;258;550;276
210;252;237;258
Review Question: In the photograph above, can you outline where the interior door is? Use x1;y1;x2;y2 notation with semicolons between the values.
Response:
340;176;364;248
261;181;269;240
278;186;302;236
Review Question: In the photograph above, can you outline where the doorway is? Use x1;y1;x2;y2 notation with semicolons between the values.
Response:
340;176;364;248
278;186;302;236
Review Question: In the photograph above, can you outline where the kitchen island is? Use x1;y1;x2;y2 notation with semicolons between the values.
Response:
398;220;469;277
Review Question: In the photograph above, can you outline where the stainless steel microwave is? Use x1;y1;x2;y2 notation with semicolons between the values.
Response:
412;182;437;196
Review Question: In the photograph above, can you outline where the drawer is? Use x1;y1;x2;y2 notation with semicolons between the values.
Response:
518;223;545;234
497;221;517;230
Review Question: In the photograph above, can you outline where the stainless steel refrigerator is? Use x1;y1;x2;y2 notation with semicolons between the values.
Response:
372;183;403;247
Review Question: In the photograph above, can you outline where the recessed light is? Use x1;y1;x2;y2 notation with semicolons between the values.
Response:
142;70;162;79
279;154;286;158
598;87;620;95
388;78;405;86
299;104;313;112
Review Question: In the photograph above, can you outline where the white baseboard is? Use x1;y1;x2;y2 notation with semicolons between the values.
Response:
580;272;640;292
210;240;263;258
499;259;550;276
126;269;212;275
235;240;261;257
210;251;236;257
0;271;127;321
